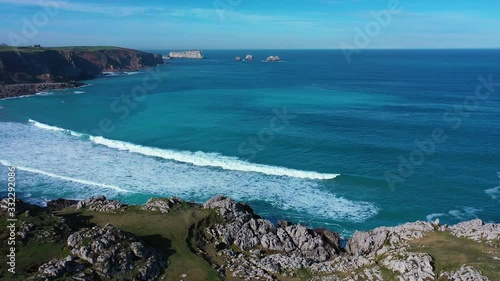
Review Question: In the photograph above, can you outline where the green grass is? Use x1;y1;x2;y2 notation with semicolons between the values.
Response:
409;231;500;281
0;45;123;53
0;211;70;280
61;205;220;281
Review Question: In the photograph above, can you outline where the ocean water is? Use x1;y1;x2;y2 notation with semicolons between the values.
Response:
0;50;499;236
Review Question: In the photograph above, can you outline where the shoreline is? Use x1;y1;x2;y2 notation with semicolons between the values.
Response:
0;82;86;100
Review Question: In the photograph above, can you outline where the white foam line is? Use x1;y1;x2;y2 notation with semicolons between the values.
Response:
29;120;340;180
28;119;83;137
0;160;132;193
90;136;340;180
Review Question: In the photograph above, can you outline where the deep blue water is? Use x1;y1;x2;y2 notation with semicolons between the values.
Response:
1;50;499;236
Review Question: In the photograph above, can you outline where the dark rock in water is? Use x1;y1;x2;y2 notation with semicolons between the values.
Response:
235;56;241;61
0;81;85;99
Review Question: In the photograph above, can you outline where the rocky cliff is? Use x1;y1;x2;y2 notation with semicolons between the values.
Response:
0;196;498;281
0;46;164;98
0;47;163;84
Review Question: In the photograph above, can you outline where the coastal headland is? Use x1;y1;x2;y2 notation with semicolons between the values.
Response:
0;195;498;280
0;46;164;99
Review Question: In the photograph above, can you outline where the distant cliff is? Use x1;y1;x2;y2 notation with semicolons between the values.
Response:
168;50;204;59
0;46;164;84
0;46;164;98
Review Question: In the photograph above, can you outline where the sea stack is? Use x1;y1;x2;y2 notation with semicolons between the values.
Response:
168;50;204;59
245;54;254;61
235;56;241;61
266;55;281;62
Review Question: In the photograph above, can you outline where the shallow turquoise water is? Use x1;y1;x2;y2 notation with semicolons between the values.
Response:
1;50;499;236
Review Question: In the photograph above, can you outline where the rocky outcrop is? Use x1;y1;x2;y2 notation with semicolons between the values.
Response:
345;221;436;257
439;265;491;281
75;195;127;213
0;82;85;99
168;50;204;59
266;56;281;62
142;197;184;213
235;56;242;61
245;55;254;61
203;196;343;278
442;219;500;242
30;224;166;281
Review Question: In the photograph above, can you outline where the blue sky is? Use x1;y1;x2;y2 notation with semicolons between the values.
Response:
0;0;499;49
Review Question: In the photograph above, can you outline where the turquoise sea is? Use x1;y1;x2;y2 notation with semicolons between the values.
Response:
1;50;499;236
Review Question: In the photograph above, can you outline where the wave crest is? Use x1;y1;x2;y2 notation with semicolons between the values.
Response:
29;120;340;180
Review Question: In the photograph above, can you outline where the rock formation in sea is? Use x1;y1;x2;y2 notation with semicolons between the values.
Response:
266;56;281;62
0;46;164;98
168;50;204;59
235;56;242;61
245;54;254;61
0;195;498;280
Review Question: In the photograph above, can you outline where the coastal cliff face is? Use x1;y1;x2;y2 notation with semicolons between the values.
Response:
0;196;498;281
0;47;164;84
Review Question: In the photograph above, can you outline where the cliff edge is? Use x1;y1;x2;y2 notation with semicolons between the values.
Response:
0;46;164;98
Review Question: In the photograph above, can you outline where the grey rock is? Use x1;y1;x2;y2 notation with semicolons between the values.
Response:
446;219;500;242
75;196;127;213
33;224;165;280
381;252;435;281
142;197;183;213
439;265;491;281
266;56;281;62
169;50;204;59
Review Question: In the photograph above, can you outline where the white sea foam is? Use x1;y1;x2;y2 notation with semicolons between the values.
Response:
0;159;131;193
28;119;84;137
484;172;500;201
102;71;119;76
89;136;339;180
426;213;446;222
124;71;141;75
28;119;339;180
74;91;85;94
0;121;376;224
35;92;53;96
448;207;482;220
